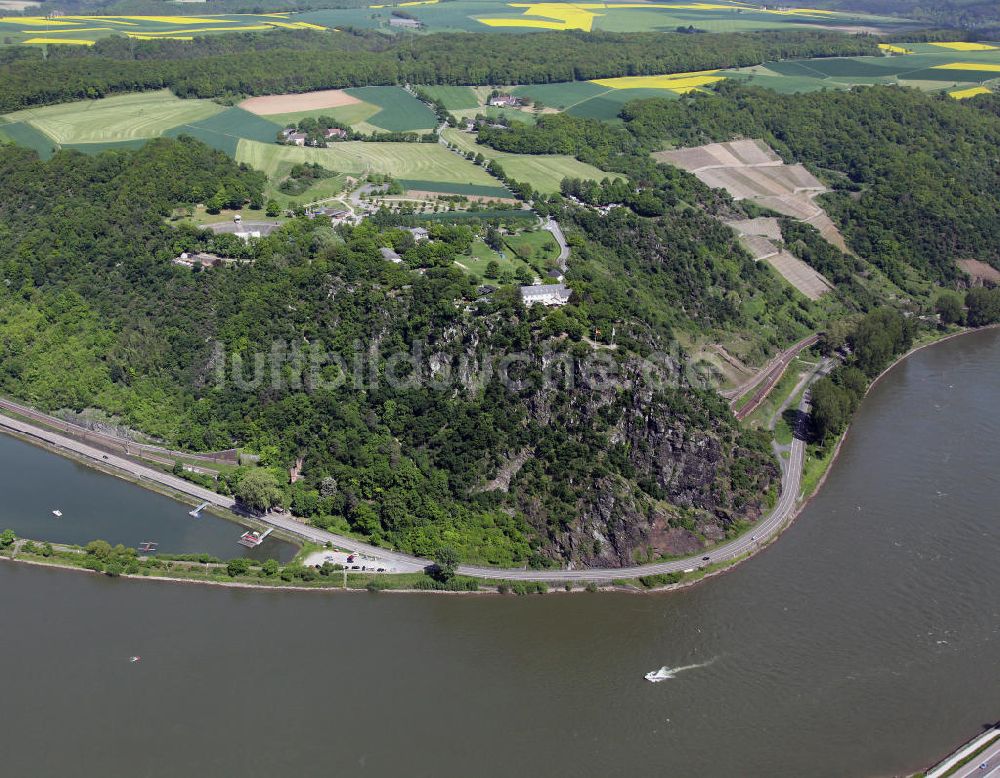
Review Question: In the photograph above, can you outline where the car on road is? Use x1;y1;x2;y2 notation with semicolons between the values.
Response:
702;556;710;561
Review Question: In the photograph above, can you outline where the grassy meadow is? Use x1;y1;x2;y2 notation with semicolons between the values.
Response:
442;127;619;192
2;90;224;144
235;138;500;188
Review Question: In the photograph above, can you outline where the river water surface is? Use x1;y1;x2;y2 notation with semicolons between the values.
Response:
1;329;998;777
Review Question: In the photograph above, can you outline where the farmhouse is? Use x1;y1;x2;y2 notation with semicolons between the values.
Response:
520;283;571;307
408;227;429;242
389;16;422;28
380;246;403;263
280;128;308;146
488;94;524;108
324;127;347;140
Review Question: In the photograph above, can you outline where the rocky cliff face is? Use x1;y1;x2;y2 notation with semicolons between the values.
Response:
483;349;779;567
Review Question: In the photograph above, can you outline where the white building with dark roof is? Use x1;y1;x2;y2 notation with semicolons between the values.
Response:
520;283;571;307
380;246;403;264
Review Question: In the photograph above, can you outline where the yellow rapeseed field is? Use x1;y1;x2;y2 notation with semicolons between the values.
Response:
23;37;96;44
590;70;726;93
949;86;992;99
929;41;997;51
932;62;1000;72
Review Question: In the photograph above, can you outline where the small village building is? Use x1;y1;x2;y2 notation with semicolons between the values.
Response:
380;246;403;264
323;127;348;140
389;16;422;28
408;227;429;242
520;283;571;307
488;94;524;108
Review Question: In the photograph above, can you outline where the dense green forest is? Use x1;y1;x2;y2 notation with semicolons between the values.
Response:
0;137;780;567
0;29;878;111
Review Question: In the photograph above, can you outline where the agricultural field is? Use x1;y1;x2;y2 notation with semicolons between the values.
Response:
724;42;1000;98
296;0;913;35
442;127;621;193
235;138;501;192
0;12;329;46
499;42;1000;122
417;85;480;111
342;87;438;133
240;87;436;134
1;90;224;144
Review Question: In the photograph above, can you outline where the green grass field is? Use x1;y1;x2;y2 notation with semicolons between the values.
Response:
0;120;57;159
1;90;224;144
343;87;438;133
262;102;382;131
235;138;500;189
417;85;480;111
454;237;536;281
442;127;620;193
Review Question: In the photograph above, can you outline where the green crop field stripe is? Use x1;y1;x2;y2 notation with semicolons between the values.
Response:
398;179;511;197
343;87;437;132
60;139;151;154
173;107;282;144
0;121;58;159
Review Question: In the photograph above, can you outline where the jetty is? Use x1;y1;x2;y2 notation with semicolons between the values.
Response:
238;527;273;548
188;502;209;518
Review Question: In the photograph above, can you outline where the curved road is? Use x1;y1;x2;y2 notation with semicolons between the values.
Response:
0;370;819;582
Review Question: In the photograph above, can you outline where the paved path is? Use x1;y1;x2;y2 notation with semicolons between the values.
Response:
0;366;821;581
543;217;570;271
927;727;1000;778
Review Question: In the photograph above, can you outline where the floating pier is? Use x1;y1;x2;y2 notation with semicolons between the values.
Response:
188;502;209;518
137;541;158;554
238;527;273;548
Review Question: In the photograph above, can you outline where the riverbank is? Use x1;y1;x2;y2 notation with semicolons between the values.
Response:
0;323;993;594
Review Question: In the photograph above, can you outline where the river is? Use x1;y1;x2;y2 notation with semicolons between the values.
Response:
1;328;997;777
0;432;296;562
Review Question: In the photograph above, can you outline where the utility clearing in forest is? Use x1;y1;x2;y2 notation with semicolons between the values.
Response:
656;139;837;300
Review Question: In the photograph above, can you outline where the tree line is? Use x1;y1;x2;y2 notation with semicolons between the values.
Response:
0;29;879;112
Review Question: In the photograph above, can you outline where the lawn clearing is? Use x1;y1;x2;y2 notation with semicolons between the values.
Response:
454;236;537;281
2;90;224;144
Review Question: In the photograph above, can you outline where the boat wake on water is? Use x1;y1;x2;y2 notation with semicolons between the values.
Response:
644;658;717;683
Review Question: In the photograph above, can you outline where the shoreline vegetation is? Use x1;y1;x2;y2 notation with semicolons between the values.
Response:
3;322;994;596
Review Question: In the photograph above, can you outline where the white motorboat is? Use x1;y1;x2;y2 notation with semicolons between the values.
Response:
51;509;62;517
644;666;674;683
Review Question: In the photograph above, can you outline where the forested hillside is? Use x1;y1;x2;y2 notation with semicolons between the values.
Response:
0;29;878;112
480;83;1000;288
0;138;779;566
